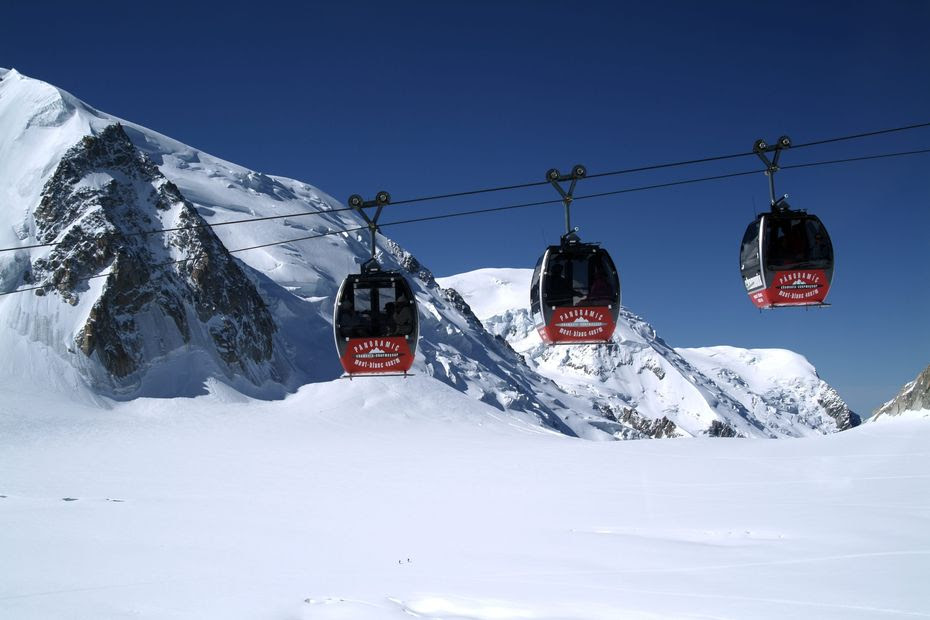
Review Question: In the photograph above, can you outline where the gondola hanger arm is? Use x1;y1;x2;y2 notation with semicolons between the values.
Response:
546;164;587;240
347;190;391;268
753;136;791;208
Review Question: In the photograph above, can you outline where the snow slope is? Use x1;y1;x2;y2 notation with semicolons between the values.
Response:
0;379;926;619
439;268;859;438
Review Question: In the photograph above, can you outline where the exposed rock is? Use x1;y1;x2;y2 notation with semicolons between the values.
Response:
31;124;279;390
873;365;930;419
706;420;743;438
618;408;680;439
817;390;861;430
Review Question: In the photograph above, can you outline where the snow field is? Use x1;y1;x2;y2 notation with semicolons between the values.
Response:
1;379;927;619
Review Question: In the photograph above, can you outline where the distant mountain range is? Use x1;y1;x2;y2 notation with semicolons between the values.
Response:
439;268;859;438
0;67;859;438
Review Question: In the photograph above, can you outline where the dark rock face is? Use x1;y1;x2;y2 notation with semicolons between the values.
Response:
618;408;679;438
816;391;861;430
385;238;436;286
31;124;278;389
594;403;681;439
706;420;742;438
873;364;930;419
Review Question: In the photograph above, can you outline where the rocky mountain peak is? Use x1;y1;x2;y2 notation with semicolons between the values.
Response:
873;364;930;419
26;123;281;393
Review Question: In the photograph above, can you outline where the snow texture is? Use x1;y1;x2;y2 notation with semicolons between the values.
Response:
0;378;926;619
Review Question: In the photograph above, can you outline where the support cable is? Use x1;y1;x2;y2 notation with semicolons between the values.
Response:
2;122;928;255
1;146;929;298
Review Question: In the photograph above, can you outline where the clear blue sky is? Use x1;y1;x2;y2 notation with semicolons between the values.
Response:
3;1;928;415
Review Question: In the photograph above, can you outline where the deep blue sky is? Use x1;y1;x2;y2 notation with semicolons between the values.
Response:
3;1;929;415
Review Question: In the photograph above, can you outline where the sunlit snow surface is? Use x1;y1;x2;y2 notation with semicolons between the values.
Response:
1;378;927;619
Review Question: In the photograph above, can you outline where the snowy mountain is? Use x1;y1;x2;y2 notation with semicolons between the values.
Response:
871;364;930;420
438;268;859;438
0;67;855;438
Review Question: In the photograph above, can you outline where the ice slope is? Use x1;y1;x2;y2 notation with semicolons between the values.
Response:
0;377;926;620
439;268;858;438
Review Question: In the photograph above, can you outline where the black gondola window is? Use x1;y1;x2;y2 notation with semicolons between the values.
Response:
339;284;415;340
338;282;413;339
805;218;833;265
545;253;616;308
530;254;543;317
765;217;832;270
378;285;415;338
740;220;761;276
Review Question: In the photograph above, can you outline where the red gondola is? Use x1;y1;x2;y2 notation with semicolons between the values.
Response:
333;192;419;376
740;136;835;309
531;165;621;344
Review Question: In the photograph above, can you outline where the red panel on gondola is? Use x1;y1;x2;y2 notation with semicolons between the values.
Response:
748;269;830;308
538;306;616;344
339;336;414;375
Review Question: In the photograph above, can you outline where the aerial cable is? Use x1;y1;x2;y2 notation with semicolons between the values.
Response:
0;121;927;256
0;225;370;298
378;147;930;230
791;121;930;149
388;121;930;202
0;145;929;299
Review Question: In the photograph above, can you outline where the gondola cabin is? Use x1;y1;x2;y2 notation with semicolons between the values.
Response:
333;270;418;375
739;209;834;309
531;242;621;344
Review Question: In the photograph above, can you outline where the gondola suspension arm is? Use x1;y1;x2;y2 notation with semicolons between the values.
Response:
545;164;587;243
347;190;392;271
753;136;792;209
